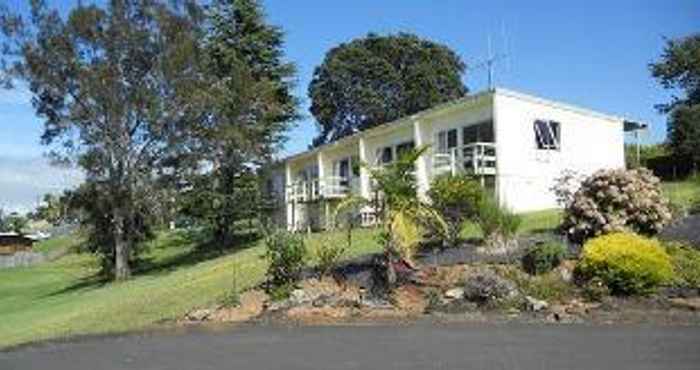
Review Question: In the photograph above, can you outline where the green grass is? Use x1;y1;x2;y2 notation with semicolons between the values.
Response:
662;177;699;211
0;210;560;349
0;228;382;349
33;234;81;254
460;209;562;239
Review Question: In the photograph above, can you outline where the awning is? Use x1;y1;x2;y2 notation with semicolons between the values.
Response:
623;120;648;132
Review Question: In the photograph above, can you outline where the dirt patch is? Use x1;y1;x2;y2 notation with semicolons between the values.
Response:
392;285;427;315
208;290;268;323
286;306;354;322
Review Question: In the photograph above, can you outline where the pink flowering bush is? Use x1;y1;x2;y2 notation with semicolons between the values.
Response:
562;168;672;243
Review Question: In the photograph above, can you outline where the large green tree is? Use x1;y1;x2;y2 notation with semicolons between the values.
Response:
178;0;297;244
0;0;207;279
650;33;700;168
308;33;467;146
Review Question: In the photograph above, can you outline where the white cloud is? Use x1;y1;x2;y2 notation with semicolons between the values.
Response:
0;156;84;213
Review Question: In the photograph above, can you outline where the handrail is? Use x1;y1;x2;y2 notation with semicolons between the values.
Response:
433;142;497;176
287;176;360;202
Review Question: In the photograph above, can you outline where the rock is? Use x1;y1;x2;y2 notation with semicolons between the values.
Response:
670;297;700;311
290;289;308;303
186;308;214;322
361;297;394;310
524;296;549;312
545;304;583;323
463;268;519;304
556;260;576;283
444;287;465;300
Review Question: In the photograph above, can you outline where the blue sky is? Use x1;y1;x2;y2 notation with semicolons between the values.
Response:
0;0;697;211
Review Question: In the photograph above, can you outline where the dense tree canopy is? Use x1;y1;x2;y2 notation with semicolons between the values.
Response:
0;0;208;279
650;33;700;168
177;0;297;244
308;33;467;146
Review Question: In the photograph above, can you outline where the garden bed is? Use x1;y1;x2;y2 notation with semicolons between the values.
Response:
181;241;700;328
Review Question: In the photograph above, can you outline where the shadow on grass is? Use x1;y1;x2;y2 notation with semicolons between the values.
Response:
42;228;262;298
134;230;261;276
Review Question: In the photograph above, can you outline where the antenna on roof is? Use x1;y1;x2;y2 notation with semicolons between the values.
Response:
469;22;510;91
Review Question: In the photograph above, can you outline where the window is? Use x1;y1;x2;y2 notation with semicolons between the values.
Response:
437;129;458;153
534;120;560;150
395;141;415;159
378;146;393;164
462;121;494;144
334;158;351;186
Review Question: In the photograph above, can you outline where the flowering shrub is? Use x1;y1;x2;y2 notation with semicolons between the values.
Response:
575;233;673;295
562;168;672;243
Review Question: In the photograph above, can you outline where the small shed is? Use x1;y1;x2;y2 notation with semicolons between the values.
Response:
0;232;35;255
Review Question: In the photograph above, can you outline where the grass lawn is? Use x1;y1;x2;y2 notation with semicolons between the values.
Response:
0;228;382;349
32;234;81;254
662;177;699;211
0;209;559;349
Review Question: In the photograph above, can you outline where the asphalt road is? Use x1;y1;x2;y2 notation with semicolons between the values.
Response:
3;323;700;369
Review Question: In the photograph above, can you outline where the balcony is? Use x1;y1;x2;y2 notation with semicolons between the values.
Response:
433;142;497;176
287;176;360;202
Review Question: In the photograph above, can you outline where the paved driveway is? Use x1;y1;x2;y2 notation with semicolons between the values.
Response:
3;323;699;369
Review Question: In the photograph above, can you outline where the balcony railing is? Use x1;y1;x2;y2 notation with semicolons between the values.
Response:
433;142;497;176
287;176;360;202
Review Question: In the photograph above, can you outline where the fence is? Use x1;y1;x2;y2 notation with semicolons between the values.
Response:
0;251;46;269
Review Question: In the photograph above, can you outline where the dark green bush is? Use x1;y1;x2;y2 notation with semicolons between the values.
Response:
314;236;346;277
264;231;307;291
522;242;567;275
428;174;484;246
581;277;610;302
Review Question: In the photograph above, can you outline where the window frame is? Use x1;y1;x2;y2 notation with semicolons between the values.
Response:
534;119;561;151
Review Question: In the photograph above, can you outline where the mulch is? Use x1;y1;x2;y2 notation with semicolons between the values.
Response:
659;215;700;248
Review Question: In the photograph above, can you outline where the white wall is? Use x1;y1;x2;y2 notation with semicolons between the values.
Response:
494;91;625;212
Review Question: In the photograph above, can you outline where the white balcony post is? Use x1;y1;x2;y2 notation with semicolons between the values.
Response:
413;120;430;201
285;162;294;231
317;152;325;199
358;137;371;199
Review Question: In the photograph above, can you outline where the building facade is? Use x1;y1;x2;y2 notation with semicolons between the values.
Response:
266;88;632;231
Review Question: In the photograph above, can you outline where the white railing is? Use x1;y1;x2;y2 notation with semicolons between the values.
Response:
433;142;497;176
287;177;360;202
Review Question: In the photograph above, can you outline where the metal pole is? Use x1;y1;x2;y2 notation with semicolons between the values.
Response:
635;129;641;167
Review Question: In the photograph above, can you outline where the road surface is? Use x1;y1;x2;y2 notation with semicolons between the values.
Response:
3;323;699;369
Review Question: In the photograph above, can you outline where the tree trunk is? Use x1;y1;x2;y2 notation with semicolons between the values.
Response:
114;210;131;280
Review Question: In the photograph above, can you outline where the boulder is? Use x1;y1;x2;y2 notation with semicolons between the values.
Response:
186;308;214;322
463;268;519;304
444;287;465;300
524;296;549;312
670;297;700;311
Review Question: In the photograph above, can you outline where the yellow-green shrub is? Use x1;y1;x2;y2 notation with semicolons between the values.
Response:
575;233;673;295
